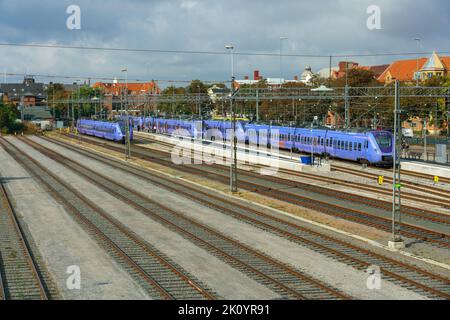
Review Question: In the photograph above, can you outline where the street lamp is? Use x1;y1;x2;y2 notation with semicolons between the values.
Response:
414;38;421;87
279;37;288;88
225;44;237;193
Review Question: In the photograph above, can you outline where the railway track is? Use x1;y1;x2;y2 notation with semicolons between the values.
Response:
59;133;450;248
39;135;450;299
243;166;450;223
22;136;349;300
137;134;450;210
332;165;450;199
0;171;49;300
0;137;216;300
399;169;450;184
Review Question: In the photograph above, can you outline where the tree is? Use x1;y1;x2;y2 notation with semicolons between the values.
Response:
0;101;23;133
331;69;377;87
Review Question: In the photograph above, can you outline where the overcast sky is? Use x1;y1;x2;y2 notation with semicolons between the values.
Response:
1;0;449;85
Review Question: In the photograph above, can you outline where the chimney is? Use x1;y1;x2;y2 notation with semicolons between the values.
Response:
254;70;260;81
244;75;249;80
293;75;298;81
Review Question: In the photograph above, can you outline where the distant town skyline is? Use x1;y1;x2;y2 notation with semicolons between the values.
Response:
1;0;450;84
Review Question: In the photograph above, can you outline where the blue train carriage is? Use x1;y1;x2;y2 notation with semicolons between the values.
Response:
131;116;143;131
143;117;155;132
204;120;247;142
77;119;133;143
289;128;393;166
244;123;294;149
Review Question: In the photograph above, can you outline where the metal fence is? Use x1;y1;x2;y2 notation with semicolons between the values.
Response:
402;150;450;164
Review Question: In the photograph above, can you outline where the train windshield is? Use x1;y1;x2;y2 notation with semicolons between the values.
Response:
374;133;392;148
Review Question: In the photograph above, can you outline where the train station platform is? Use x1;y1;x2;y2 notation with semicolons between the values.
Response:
136;131;331;173
401;161;450;179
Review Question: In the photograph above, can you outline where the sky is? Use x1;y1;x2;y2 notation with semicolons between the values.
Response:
1;0;449;86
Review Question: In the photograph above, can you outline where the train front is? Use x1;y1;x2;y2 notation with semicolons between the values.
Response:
369;131;394;167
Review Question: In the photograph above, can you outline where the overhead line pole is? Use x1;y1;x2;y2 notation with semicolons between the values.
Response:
389;80;405;250
226;44;238;193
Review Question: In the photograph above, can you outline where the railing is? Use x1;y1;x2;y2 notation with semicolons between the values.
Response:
402;150;450;164
404;137;450;146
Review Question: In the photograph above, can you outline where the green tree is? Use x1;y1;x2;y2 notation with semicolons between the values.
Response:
0;101;23;133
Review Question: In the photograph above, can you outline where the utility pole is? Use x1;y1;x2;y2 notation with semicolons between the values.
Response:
328;55;332;86
446;89;450;139
122;69;131;160
344;85;350;129
389;80;405;250
226;44;238;193
415;38;421;87
256;88;259;122
279;37;288;88
424;119;428;162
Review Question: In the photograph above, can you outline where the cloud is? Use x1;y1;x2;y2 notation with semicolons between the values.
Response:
0;0;449;86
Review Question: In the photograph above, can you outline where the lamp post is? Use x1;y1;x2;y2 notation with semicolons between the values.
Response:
415;38;421;87
279;37;288;88
197;85;201;118
225;44;237;193
121;68;131;160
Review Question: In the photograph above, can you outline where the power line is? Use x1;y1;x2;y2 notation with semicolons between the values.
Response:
1;42;450;59
2;72;229;84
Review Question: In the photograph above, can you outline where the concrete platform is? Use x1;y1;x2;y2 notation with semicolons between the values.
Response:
136;131;331;173
401;161;450;179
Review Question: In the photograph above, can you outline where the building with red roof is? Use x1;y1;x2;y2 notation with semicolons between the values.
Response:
92;79;160;96
378;52;450;84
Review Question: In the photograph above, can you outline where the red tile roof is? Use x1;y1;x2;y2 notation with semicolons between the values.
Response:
378;56;450;82
92;81;160;95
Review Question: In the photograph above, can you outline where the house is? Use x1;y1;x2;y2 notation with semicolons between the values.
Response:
20;106;54;130
236;68;314;87
0;76;46;106
92;79;160;96
378;51;450;84
318;61;389;80
207;85;230;103
92;79;160;111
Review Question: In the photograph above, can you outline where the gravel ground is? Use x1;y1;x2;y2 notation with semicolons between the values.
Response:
134;132;450;215
31;136;439;300
51;133;450;265
0;140;152;300
16;136;280;300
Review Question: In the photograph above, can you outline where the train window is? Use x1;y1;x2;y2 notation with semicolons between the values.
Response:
365;141;368;149
358;143;362;151
349;142;353;151
345;142;349;150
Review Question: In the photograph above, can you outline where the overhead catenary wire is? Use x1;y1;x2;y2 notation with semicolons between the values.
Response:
1;42;450;59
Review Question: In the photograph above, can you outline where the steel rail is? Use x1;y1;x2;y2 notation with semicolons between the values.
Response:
24;137;348;300
0;159;49;300
0;137;215;300
41;135;450;299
